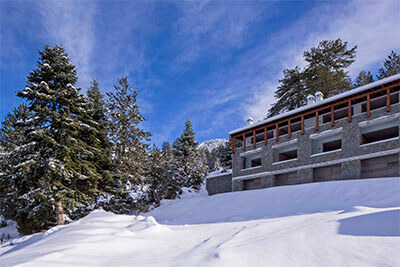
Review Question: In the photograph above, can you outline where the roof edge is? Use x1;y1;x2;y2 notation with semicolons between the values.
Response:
229;73;400;135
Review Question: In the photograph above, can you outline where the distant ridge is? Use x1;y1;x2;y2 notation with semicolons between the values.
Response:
198;139;228;152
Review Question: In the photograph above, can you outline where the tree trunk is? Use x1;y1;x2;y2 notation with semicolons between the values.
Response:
55;201;64;225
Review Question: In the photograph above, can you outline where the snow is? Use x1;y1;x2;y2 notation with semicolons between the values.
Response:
198;139;228;152
0;219;19;242
1;178;399;266
206;168;232;179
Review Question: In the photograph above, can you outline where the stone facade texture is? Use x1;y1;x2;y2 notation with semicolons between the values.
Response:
225;104;400;193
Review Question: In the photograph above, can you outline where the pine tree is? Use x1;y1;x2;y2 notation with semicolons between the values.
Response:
0;103;32;221
0;103;30;151
145;145;168;206
268;67;306;117
4;45;104;234
172;119;208;190
303;39;356;97
172;119;197;158
354;70;373;87
85;79;114;193
268;39;357;117
218;138;232;170
377;51;400;80
161;141;181;199
107;77;151;185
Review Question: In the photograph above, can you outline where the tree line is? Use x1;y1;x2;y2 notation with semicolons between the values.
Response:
268;39;400;117
0;45;231;234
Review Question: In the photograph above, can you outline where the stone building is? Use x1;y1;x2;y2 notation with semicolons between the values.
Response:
206;74;400;195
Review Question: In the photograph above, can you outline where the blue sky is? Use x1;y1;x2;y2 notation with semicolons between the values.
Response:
1;0;399;146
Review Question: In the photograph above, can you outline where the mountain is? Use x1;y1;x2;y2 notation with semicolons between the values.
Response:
197;138;228;152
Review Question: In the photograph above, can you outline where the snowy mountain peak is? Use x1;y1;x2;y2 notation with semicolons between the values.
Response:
198;139;228;152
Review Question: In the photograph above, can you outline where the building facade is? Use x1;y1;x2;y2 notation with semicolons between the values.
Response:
206;74;400;194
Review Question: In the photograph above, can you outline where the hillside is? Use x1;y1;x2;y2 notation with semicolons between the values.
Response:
198;139;228;152
1;178;399;266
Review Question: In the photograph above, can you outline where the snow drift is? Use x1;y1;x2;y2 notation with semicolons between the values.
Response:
1;178;399;266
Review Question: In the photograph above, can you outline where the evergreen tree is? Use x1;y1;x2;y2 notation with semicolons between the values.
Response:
4;45;104;234
354;70;373;87
218;138;232;170
303;39;356;97
172;119;197;158
0;103;30;151
0;103;32;220
268;39;357;117
107;77;151;185
268;67;306;117
172;119;208;190
377;51;400;80
161;141;181;199
85;79;114;193
145;145;168;206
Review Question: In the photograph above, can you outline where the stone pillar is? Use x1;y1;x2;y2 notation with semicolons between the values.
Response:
297;168;313;184
341;160;361;180
261;175;274;188
232;179;244;191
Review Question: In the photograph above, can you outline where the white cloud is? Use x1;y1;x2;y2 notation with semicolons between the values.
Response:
244;0;400;121
173;0;269;63
37;1;97;87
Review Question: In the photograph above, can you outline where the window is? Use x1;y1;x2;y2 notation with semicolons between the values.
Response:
311;132;342;155
360;119;399;145
273;143;297;162
242;152;262;169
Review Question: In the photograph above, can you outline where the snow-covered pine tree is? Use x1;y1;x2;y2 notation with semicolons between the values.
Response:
377;51;400;80
161;141;181;199
6;45;104;234
107;77;151;186
217;138;232;170
145;145;169;206
84;79;115;193
172;119;208;190
0;103;32;221
353;70;373;87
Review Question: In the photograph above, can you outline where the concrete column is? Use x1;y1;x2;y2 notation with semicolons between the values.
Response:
341;160;361;180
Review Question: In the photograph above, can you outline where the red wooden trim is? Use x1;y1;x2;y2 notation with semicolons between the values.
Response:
348;100;352;122
301;115;304;135
231;80;400;137
331;106;335;127
288;120;291;138
315;111;319;131
367;93;370;118
386;88;391;112
253;130;256;148
243;134;246;151
264;127;268;145
275;123;279;142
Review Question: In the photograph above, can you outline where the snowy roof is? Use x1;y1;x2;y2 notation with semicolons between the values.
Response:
230;73;400;135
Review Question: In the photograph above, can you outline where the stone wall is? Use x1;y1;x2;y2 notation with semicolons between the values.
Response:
205;173;232;195
230;103;400;192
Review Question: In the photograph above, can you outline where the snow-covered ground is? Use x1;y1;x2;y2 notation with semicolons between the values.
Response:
1;178;399;266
